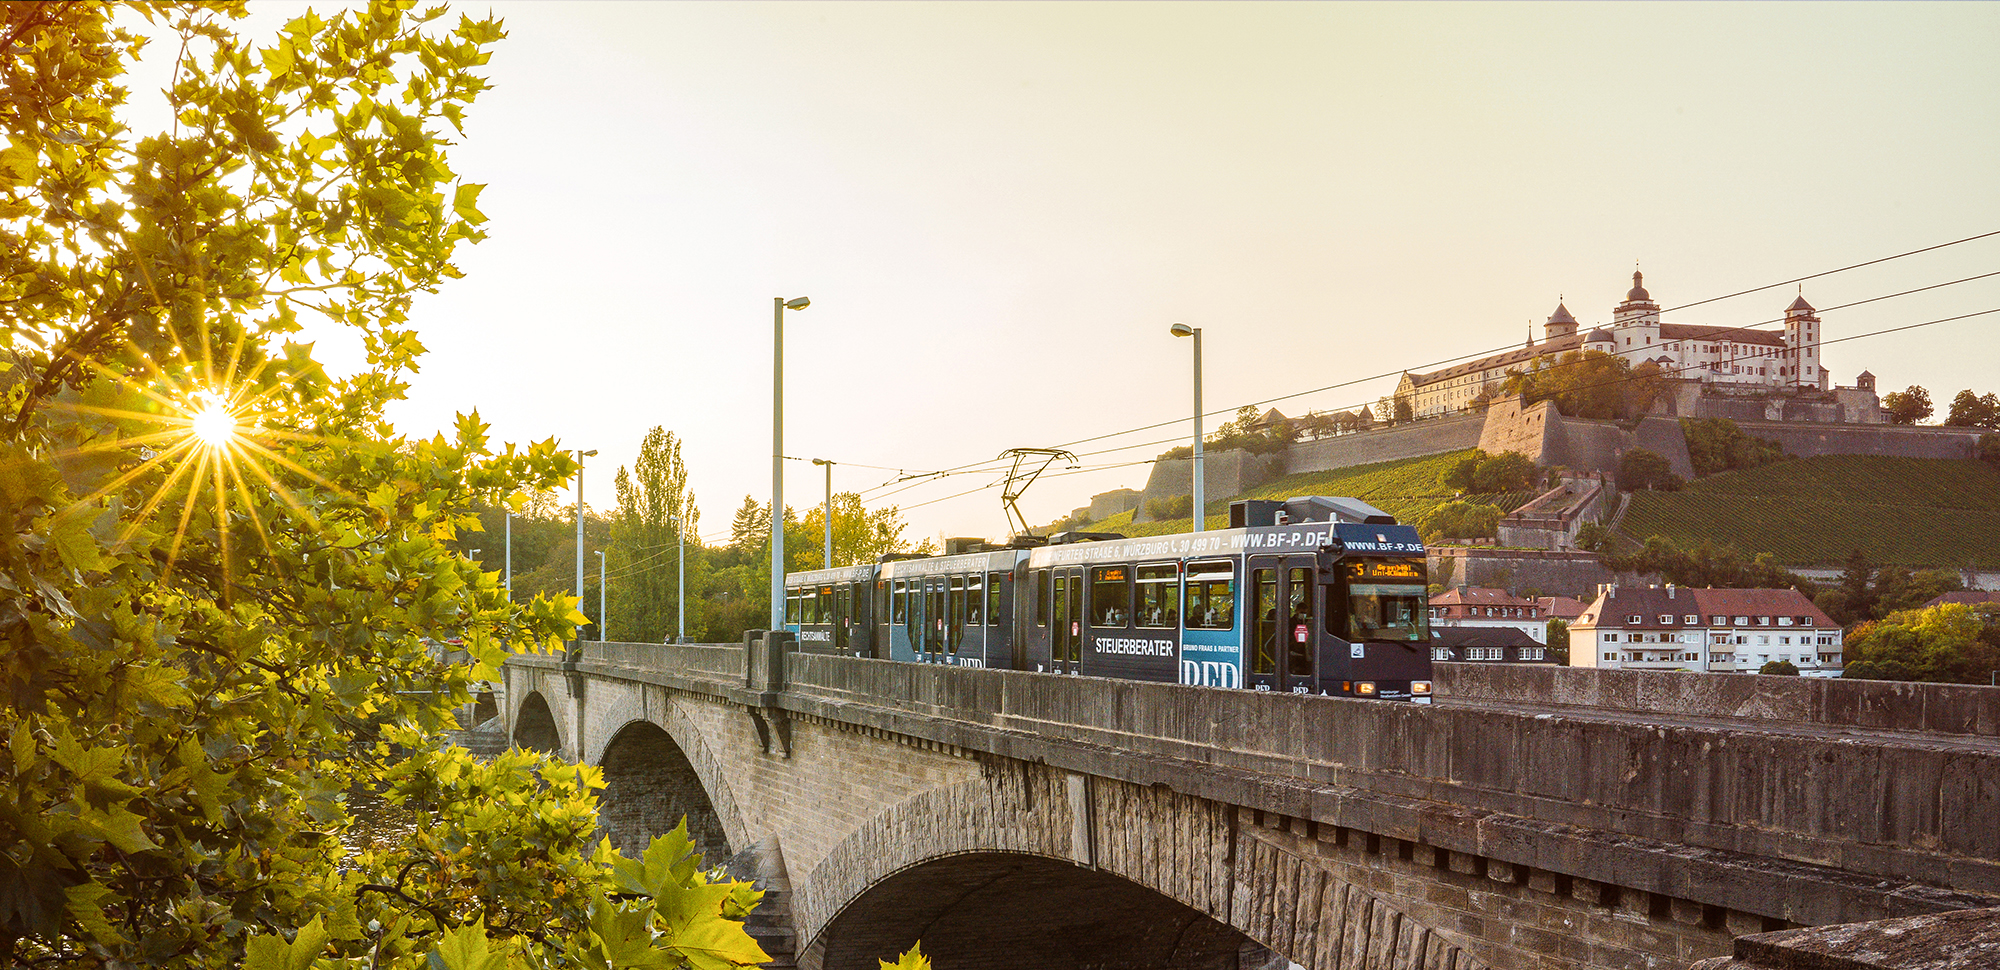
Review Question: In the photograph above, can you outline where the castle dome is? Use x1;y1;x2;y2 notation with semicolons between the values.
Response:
1626;270;1651;302
1548;302;1577;325
1787;294;1815;313
1585;327;1613;344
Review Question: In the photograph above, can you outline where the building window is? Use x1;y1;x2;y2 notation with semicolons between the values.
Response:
1432;648;1451;661
1734;616;1749;626
1467;647;1502;660
1658;614;1673;625
1684;614;1698;624
1757;616;1771;626
1711;615;1726;624
1521;647;1545;661
1604;652;1616;661
1627;614;1643;624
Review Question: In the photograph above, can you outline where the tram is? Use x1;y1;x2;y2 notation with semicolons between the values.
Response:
784;495;1433;700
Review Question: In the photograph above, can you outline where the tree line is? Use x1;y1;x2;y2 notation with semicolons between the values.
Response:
459;427;932;644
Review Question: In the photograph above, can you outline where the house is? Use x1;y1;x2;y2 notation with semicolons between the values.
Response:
1429;626;1557;664
1428;586;1547;644
1533;595;1589;624
1570;584;1842;674
1921;591;2000;609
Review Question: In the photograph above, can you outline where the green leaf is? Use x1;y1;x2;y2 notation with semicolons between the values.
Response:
879;943;931;970
49;512;105;573
452;183;487;224
243;916;330;970
428;919;506;970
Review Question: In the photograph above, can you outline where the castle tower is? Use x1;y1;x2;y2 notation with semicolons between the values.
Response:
1784;294;1823;389
1545;301;1579;341
1611;270;1661;359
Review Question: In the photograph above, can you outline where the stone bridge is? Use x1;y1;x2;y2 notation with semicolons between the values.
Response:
502;640;2000;970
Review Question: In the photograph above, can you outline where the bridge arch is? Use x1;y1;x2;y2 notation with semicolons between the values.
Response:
512;690;563;753
595;719;738;862
792;761;1481;970
585;698;750;860
809;851;1255;970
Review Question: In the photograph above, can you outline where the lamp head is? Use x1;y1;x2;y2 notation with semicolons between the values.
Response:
811;458;831;466
595;550;605;559
784;296;811;311
580;449;598;458
1170;323;1198;338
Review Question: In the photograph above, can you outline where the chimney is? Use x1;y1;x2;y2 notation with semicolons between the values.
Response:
1667;584;1676;600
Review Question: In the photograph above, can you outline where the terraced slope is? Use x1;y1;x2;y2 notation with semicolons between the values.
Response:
1618;455;2000;568
1079;450;1539;536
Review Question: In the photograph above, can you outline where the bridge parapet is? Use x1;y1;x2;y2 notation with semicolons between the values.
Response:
775;652;1999;928
1437;662;1999;739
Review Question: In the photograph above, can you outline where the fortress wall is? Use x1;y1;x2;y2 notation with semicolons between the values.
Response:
1429;546;1651;599
1732;420;1986;461
1281;411;1485;475
1134;450;1284;521
1631;415;1697;480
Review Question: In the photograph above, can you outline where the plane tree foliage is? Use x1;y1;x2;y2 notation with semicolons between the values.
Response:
1843;603;2000;685
0;4;769;968
1501;350;1666;420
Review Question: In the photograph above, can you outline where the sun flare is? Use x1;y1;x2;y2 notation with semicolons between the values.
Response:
190;396;239;448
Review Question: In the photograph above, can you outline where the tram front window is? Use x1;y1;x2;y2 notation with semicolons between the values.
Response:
1347;584;1428;642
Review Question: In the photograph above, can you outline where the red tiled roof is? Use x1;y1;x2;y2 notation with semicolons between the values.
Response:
1431;586;1538;608
1923;591;2000;609
1533;596;1589;620
1408;322;1790;389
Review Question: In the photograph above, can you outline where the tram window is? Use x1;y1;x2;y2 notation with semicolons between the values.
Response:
1251;569;1278;675
876;582;889;625
1052;574;1069;628
949;578;965;650
892;581;907;624
1287;567;1314;677
1036;570;1050;626
1184;560;1235;630
820;586;836;624
786;591;801;625
1134;564;1178;628
987;572;1002;626
1091;566;1130;626
1347;583;1429;642
966;575;983;626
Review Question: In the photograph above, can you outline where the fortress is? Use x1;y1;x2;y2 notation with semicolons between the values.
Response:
1391;271;1884;425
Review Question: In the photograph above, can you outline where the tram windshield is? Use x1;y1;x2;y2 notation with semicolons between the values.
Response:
1340;560;1428;642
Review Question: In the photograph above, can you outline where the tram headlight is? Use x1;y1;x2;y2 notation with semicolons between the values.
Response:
1356;681;1377;696
1412;681;1433;695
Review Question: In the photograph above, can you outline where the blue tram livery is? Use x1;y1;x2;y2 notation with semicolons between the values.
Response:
784;495;1432;701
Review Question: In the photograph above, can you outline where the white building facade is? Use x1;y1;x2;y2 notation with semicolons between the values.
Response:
1395;271;1832;420
1570;584;1843;674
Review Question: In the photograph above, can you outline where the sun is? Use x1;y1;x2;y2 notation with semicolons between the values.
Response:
189;395;239;448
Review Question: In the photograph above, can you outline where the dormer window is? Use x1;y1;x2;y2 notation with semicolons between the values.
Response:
1627;614;1643;624
1658;615;1673;625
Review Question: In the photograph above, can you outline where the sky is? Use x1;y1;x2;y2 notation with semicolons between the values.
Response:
124;2;2000;546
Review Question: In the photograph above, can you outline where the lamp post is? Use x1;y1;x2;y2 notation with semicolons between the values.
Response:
772;295;810;630
1170;323;1204;531
676;509;686;643
595;549;606;642
504;511;512;601
812;458;835;568
574;449;597;640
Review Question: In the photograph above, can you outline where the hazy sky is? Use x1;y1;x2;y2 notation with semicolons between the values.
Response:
131;2;2000;544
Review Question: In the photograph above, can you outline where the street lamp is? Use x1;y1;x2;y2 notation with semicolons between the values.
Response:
1170;323;1204;532
812;458;835;568
504;510;512;601
674;506;685;643
595;549;607;642
574;449;597;640
772;295;810;630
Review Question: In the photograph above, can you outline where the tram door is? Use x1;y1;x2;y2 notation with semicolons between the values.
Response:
924;578;947;661
1247;555;1317;693
1050;567;1084;674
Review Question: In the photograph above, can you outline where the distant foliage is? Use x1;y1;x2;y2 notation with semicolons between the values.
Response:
1881;385;1934;425
1814;547;1966;626
1617;448;1682;492
1438;450;1539;495
1607;536;1814;593
1944;389;2000;429
1501;350;1667;420
1980;434;2000;467
1417;501;1503;544
1843;603;2000;684
1575;522;1615;553
1680;418;1788;477
1758;660;1801;676
1144;494;1194;521
1547;618;1571;664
